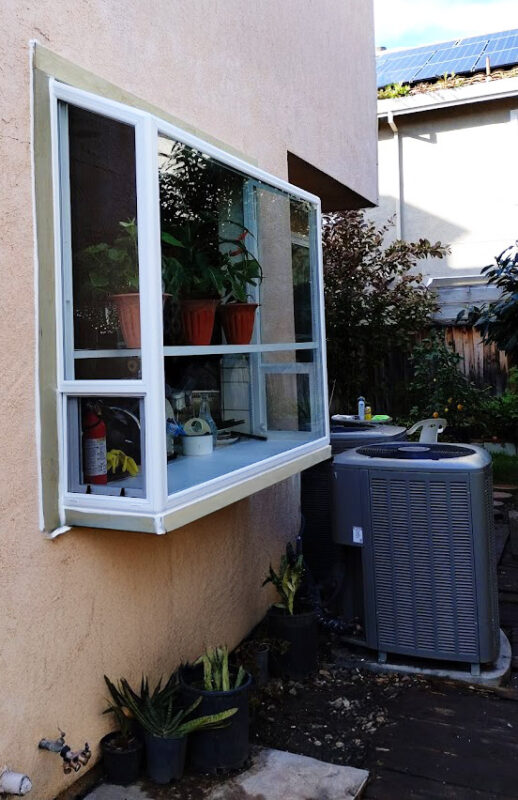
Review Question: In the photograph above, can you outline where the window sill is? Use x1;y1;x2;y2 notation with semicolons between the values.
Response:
54;444;331;535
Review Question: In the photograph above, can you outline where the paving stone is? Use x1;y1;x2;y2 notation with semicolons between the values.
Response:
206;746;368;799
84;784;150;800
494;491;513;500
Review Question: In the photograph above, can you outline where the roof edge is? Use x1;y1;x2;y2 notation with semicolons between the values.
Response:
378;74;518;117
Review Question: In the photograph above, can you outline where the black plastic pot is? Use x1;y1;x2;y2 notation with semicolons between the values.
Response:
180;665;251;774
144;732;187;784
253;644;270;687
267;607;319;679
100;731;143;785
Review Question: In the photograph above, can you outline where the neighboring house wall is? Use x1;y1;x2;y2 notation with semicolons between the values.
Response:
0;2;376;798
371;80;518;316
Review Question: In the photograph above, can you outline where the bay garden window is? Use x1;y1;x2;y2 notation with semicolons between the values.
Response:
51;81;329;533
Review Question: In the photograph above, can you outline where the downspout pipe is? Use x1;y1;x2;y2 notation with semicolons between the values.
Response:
386;111;402;239
0;767;32;795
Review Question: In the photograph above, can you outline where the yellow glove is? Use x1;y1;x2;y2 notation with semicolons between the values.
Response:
106;449;139;476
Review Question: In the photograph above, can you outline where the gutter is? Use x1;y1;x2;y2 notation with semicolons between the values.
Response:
378;74;518;119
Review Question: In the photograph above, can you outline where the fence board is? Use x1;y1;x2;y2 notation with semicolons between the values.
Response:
446;326;508;393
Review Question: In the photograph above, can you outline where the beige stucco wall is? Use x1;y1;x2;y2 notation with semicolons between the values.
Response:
371;95;518;280
0;2;376;797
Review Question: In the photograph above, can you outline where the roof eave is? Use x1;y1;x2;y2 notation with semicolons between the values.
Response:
378;74;518;118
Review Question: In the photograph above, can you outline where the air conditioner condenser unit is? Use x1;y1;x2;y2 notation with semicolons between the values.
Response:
332;442;500;672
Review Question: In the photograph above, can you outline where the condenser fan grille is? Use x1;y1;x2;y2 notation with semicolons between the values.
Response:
357;443;475;460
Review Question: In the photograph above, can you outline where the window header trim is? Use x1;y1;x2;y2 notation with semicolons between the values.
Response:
50;80;321;207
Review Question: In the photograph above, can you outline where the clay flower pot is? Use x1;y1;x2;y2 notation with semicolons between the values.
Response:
111;293;171;348
180;298;219;345
219;303;258;345
110;293;141;348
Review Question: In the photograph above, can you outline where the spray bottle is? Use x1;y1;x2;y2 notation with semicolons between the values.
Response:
357;396;365;421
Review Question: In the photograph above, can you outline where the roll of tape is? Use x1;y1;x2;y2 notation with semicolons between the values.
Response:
184;417;211;436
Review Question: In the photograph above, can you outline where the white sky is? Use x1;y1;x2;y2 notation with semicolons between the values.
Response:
374;0;518;49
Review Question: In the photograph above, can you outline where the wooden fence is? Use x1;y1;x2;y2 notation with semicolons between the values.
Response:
444;326;508;393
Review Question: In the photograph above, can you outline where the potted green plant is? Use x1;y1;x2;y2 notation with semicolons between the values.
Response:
219;226;263;345
180;646;251;774
100;675;144;785
263;545;318;679
117;672;236;784
161;220;228;345
79;219;141;348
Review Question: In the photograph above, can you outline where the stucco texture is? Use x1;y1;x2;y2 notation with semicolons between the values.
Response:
0;2;376;797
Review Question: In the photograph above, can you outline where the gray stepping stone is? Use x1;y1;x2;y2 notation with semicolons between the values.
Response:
83;785;150;800
207;746;368;799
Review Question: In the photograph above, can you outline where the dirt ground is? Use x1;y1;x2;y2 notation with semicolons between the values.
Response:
68;487;518;800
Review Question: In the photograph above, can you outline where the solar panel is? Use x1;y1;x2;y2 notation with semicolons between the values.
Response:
377;28;518;87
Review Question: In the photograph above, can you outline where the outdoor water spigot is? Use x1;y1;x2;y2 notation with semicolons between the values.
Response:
60;743;91;774
38;730;65;753
38;731;91;775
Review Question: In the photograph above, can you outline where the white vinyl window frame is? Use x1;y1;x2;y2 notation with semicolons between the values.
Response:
49;79;330;534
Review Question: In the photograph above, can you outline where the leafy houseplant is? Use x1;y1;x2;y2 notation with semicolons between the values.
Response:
161;220;263;345
116;673;236;784
79;219;141;348
100;675;143;786
219;226;263;345
161;220;228;345
180;645;252;774
263;544;319;679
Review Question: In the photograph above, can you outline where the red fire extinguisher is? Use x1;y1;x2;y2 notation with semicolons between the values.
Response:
82;405;107;485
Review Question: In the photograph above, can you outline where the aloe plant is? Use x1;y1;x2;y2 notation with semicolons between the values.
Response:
194;646;247;692
103;675;135;746
112;672;236;738
262;550;305;615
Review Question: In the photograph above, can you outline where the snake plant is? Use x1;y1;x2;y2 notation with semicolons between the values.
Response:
194;646;247;692
262;550;305;615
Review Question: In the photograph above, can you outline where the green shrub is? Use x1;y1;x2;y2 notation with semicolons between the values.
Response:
482;370;518;444
491;453;518;484
408;332;489;438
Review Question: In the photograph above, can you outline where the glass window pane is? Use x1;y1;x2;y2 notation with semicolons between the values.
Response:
64;105;141;378
67;396;145;497
164;351;324;497
256;189;317;344
159;134;255;347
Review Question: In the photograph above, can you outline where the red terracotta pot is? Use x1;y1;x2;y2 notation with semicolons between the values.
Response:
181;298;219;345
111;293;170;348
110;293;141;348
220;303;258;345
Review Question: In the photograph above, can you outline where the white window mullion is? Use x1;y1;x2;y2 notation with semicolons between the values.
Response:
56;102;75;381
135;115;167;512
313;202;330;438
243;180;265;432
